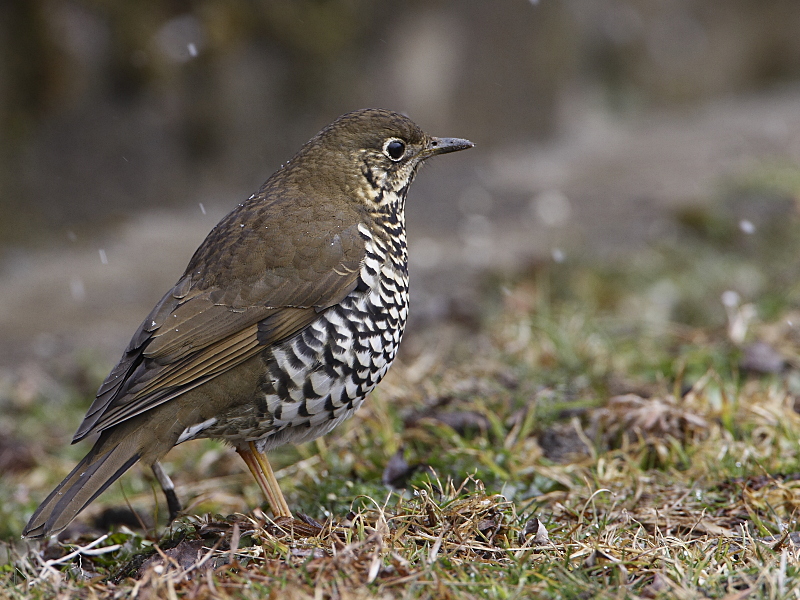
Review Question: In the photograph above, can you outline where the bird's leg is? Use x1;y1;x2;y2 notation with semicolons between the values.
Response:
236;443;293;518
250;443;293;518
151;461;182;521
236;446;279;511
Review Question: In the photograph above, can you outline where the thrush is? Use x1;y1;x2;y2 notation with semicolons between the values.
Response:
23;108;473;539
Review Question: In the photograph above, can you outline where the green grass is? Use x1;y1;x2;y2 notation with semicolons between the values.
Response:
4;176;800;598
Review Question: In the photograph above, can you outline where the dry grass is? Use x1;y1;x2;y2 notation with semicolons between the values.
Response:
5;320;800;598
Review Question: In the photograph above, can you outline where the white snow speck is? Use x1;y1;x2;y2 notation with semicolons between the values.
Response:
199;202;206;215
533;189;571;227
721;290;740;307
99;249;108;264
156;15;205;63
739;219;755;234
70;278;86;301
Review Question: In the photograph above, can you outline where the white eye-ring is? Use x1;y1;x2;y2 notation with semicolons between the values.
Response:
383;138;406;161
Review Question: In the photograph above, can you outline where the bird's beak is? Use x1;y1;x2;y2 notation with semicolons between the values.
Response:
424;137;474;157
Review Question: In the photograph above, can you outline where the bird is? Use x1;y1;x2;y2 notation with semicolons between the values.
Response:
23;108;473;539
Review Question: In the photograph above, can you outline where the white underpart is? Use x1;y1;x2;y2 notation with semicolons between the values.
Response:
177;417;218;444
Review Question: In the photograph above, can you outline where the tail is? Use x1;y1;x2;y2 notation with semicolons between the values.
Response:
23;428;145;539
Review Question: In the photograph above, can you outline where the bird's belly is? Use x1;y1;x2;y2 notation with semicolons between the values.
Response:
199;284;408;449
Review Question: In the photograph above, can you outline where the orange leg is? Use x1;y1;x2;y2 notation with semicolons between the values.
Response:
236;442;293;518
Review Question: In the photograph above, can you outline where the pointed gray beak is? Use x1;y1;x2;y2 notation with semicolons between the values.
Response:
425;137;474;157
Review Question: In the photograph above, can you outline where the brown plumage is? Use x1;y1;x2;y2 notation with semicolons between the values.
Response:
23;109;472;539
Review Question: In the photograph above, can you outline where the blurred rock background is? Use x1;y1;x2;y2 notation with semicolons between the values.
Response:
1;0;800;368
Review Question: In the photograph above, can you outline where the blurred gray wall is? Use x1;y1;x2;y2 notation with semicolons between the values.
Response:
1;0;799;244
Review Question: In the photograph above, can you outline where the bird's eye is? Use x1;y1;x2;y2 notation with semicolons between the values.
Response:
384;139;406;161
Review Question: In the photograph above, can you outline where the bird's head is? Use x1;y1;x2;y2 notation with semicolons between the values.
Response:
287;108;473;213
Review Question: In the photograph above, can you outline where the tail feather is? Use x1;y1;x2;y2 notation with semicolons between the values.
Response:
24;397;200;539
23;432;143;539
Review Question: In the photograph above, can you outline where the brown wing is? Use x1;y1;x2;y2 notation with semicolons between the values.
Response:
73;195;366;442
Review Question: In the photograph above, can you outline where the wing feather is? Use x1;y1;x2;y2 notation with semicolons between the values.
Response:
73;204;366;442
